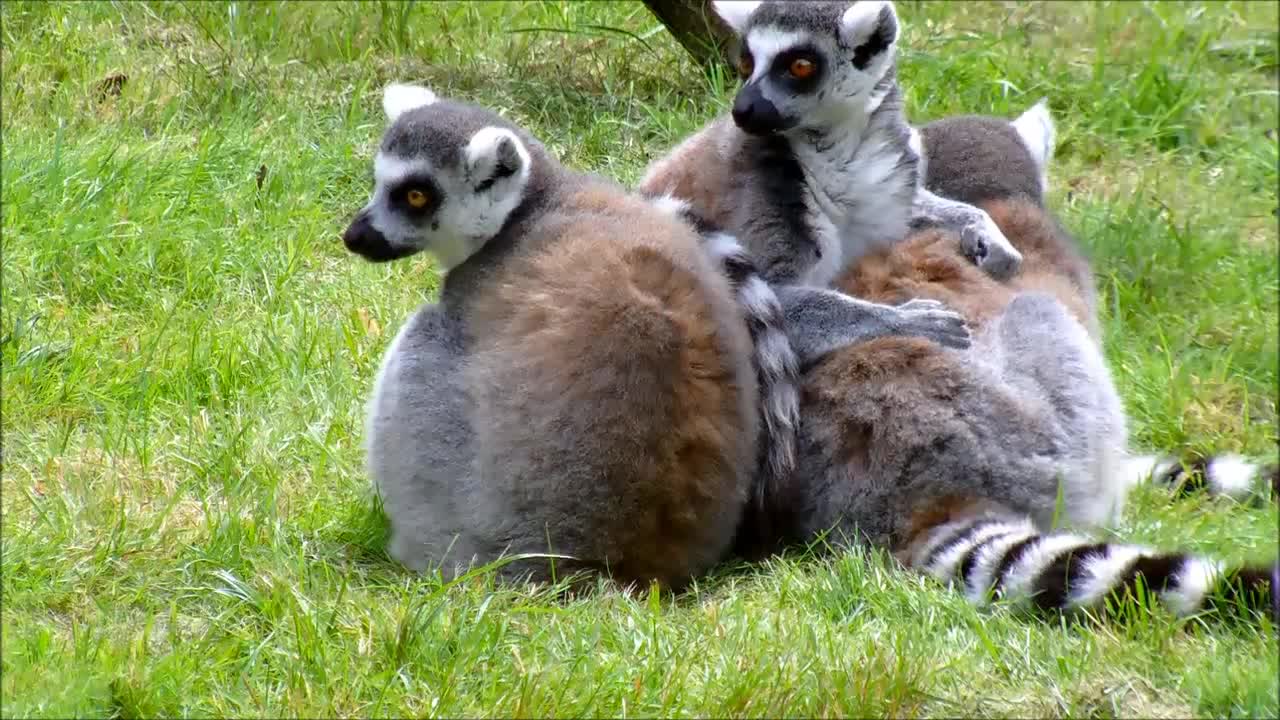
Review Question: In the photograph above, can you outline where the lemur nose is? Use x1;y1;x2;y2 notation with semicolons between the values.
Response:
731;93;754;124
343;212;391;260
731;84;784;136
342;212;419;263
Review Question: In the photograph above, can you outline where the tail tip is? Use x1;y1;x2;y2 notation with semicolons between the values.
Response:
1208;560;1280;625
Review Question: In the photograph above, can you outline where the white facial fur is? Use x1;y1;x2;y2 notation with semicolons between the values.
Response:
361;152;458;263
362;125;532;271
741;27;809;85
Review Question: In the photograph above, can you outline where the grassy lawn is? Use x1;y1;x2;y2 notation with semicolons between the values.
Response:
2;1;1277;716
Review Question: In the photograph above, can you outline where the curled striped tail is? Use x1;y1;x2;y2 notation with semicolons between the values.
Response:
700;230;800;498
1125;453;1279;503
643;193;800;503
901;500;1278;623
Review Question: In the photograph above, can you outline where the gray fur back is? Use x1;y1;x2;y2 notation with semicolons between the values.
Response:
369;198;758;585
367;304;482;573
920;115;1044;207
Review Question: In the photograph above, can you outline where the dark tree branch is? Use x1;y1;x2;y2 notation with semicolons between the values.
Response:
641;0;736;70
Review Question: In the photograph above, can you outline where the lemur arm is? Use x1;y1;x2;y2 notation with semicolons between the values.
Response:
912;187;1023;281
775;286;970;367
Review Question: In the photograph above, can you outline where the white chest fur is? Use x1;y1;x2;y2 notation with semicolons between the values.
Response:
792;120;915;287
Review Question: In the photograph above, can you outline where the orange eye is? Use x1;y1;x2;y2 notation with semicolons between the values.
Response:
406;189;429;209
789;58;815;79
737;54;754;78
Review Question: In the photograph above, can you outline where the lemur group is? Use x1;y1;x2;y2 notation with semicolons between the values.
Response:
338;1;1279;626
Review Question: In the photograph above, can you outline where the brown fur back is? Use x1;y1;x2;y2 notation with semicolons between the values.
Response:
467;187;756;588
800;197;1099;549
836;198;1095;336
638;119;738;231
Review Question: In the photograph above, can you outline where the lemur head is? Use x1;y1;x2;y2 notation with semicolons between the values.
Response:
713;0;899;136
343;83;536;268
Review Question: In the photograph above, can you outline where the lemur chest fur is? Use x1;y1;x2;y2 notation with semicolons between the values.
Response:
793;125;914;287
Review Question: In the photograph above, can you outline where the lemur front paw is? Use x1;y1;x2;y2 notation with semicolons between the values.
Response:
959;212;1022;281
893;299;971;350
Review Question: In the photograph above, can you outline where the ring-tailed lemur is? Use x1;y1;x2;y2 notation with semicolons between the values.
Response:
759;102;1278;621
640;0;1024;291
342;83;972;589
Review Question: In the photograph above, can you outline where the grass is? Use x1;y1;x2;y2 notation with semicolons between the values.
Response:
2;0;1277;716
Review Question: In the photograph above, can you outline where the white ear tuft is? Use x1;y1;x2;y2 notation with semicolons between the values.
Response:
711;1;762;34
382;83;437;123
840;1;898;55
1011;97;1056;175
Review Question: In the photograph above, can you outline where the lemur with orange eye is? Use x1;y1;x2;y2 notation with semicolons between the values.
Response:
640;0;1024;289
640;0;1277;622
341;84;969;590
726;93;1280;622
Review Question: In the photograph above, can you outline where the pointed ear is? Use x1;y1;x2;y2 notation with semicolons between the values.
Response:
711;1;761;35
465;127;529;188
1011;97;1056;175
840;1;899;69
382;83;437;123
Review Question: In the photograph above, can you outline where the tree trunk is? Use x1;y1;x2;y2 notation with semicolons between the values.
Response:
641;0;735;70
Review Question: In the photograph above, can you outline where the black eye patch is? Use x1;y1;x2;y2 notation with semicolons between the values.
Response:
771;46;824;93
734;43;756;78
390;174;442;217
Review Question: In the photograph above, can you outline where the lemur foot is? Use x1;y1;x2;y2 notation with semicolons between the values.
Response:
778;288;971;365
959;211;1022;281
913;188;1023;280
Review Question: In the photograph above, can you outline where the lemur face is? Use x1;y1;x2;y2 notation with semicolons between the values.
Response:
713;1;900;136
343;84;532;270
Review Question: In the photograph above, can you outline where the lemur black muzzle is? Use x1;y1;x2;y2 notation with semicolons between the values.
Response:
731;83;794;136
343;211;416;263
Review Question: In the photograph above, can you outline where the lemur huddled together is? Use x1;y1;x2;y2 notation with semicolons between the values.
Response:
339;1;1278;624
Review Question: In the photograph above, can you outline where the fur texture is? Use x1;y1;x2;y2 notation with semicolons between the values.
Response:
642;193;801;505
640;0;1022;287
912;102;1275;501
643;192;972;510
899;497;1276;620
348;85;759;590
744;103;1277;621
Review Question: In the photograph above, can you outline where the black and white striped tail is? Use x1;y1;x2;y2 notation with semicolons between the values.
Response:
1126;453;1279;503
907;514;1279;622
644;193;800;502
